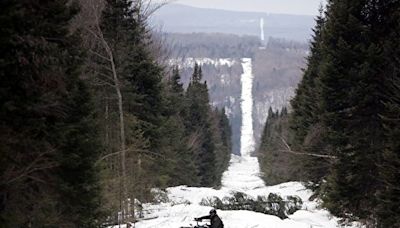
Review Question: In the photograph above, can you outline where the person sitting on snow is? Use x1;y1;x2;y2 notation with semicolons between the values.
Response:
195;209;224;228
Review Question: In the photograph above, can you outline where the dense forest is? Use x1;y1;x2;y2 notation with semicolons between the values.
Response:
166;33;309;154
252;38;308;143
0;0;231;226
258;0;400;227
166;33;261;58
257;107;300;185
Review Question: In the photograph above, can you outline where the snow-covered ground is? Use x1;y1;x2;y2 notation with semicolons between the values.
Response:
169;58;237;68
129;155;357;228
111;59;362;228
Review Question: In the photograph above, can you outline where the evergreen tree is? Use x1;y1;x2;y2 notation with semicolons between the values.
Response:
375;0;400;226
320;0;385;221
186;64;218;187
93;0;166;207
211;108;232;186
290;8;325;146
158;66;199;187
258;108;299;185
0;0;101;226
218;108;232;159
56;80;102;227
286;0;400;225
379;77;400;227
158;66;232;188
101;0;164;152
289;6;331;185
171;66;184;95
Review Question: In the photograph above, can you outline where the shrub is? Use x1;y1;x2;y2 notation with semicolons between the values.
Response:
199;192;303;219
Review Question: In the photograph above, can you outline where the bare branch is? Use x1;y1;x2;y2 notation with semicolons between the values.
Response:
90;76;116;87
89;49;111;62
96;148;162;164
278;136;337;160
5;151;58;185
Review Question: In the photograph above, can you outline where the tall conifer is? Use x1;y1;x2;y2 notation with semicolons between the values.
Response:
0;0;101;226
186;64;218;186
289;7;330;184
320;0;385;221
376;0;400;226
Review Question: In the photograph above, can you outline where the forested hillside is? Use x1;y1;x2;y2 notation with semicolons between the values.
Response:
257;108;300;185
258;1;400;227
0;0;231;226
164;33;255;154
166;33;309;154
253;38;308;144
152;3;315;42
174;59;243;155
166;33;260;58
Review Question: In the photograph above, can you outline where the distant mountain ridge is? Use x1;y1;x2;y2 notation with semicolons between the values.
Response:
151;4;315;42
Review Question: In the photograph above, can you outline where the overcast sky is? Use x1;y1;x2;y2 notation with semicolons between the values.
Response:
164;0;326;16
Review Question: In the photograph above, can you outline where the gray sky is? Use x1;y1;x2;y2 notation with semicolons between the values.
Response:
164;0;326;16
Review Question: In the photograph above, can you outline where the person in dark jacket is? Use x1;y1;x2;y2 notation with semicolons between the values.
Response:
195;209;224;228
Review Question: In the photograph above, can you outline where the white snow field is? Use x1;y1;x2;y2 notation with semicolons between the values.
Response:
111;59;361;228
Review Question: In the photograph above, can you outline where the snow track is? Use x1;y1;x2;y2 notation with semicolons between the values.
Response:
222;58;264;192
240;58;256;158
112;59;361;228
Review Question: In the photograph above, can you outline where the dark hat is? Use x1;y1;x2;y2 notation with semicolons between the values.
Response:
209;209;217;215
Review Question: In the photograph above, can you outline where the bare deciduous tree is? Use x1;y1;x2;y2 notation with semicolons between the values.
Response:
75;0;131;223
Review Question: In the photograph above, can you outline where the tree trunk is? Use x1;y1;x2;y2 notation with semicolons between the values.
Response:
89;2;130;221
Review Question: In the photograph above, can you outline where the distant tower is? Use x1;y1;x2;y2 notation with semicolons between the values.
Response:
260;18;265;41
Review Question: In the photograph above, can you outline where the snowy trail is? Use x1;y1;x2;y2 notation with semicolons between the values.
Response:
240;58;256;158
116;58;360;228
222;58;264;192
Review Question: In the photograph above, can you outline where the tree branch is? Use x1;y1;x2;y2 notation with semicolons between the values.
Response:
5;151;58;185
278;136;337;160
89;49;112;62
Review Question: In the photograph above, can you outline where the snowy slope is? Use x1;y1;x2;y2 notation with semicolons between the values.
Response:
111;59;362;228
129;159;356;228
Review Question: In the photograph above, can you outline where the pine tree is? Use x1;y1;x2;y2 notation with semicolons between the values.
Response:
0;0;101;226
158;66;199;187
171;66;184;95
88;1;167;219
56;80;102;227
379;76;400;227
320;0;385;221
211;108;232;186
218;108;232;158
290;7;325;146
288;7;332;185
258;108;298;185
186;64;218;187
285;0;400;225
375;0;400;226
100;0;164;151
